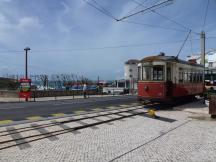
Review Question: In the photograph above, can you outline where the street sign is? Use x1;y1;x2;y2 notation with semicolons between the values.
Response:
19;78;31;99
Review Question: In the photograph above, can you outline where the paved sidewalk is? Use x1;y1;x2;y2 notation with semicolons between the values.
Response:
0;101;215;162
174;100;209;115
0;94;126;103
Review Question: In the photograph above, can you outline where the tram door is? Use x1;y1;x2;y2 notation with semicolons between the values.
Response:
166;66;173;96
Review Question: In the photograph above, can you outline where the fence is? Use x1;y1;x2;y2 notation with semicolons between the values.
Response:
0;90;103;98
31;90;102;98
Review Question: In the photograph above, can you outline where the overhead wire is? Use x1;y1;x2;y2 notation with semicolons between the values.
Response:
83;0;190;33
176;30;191;58
90;0;115;19
117;0;172;21
0;50;23;53
189;32;194;55
207;36;216;39
19;40;199;53
130;0;200;35
121;20;188;32
127;0;149;15
203;0;210;28
0;38;204;54
82;0;118;21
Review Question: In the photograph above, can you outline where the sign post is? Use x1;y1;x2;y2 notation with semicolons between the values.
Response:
19;78;32;101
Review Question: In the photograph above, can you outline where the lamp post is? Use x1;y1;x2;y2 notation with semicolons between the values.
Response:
24;47;30;79
24;47;30;102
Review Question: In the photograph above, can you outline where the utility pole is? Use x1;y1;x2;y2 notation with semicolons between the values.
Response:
24;47;31;79
201;31;206;66
201;31;206;84
201;31;206;101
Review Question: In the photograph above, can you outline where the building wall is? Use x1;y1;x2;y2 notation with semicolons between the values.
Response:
186;50;216;68
208;51;216;68
124;64;138;80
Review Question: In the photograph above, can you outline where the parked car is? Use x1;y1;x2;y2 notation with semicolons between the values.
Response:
87;85;97;91
70;85;83;91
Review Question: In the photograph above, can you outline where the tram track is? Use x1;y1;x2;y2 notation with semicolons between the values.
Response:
0;105;141;135
0;106;146;150
0;106;142;137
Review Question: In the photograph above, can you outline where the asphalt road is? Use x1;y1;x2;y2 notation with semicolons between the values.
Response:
0;96;138;121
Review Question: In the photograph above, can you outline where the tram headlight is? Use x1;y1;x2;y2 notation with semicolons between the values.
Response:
144;86;149;91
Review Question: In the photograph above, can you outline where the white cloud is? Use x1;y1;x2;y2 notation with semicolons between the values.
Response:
0;14;42;47
0;0;12;3
17;17;42;31
55;2;71;33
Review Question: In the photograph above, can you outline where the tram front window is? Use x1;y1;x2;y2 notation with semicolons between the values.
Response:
142;65;164;81
142;66;151;80
153;66;164;81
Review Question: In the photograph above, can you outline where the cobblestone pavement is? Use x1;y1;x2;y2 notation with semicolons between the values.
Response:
0;102;215;162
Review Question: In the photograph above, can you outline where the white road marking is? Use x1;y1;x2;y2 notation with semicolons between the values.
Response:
0;106;25;110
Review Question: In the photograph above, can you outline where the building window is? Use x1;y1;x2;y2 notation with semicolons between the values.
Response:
129;69;133;72
209;62;213;67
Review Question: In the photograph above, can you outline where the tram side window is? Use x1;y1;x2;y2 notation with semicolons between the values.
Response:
196;71;200;83
138;66;141;80
166;67;171;81
193;72;196;83
153;66;164;80
183;70;188;83
142;66;151;80
199;72;203;82
194;72;198;83
198;72;202;82
189;71;192;83
179;68;183;83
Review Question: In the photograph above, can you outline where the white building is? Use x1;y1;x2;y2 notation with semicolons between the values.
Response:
186;49;216;68
124;59;139;90
207;50;216;68
186;50;216;87
124;59;139;80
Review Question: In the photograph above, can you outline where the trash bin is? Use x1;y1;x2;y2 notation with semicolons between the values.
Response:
209;95;216;118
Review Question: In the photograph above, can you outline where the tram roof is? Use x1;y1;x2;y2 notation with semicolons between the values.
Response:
140;55;204;68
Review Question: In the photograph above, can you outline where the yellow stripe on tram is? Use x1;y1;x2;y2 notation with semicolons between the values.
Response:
27;116;43;121
0;120;13;125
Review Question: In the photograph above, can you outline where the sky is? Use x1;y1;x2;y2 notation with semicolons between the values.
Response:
0;0;215;80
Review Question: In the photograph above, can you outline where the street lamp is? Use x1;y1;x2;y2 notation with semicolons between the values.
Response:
24;47;30;79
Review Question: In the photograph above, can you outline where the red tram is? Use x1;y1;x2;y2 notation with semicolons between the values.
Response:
137;54;204;103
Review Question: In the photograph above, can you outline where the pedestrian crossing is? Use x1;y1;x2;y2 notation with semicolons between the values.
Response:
0;102;141;126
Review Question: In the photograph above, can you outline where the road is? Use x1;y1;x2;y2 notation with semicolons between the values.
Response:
0;96;138;121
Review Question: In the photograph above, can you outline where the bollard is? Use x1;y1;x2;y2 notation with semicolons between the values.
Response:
54;91;57;100
148;109;156;118
209;95;216;118
33;90;36;102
